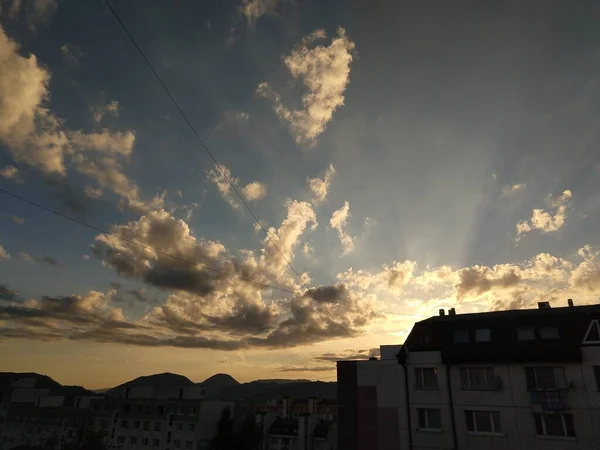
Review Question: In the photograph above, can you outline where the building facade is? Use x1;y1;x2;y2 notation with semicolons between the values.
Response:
338;302;600;450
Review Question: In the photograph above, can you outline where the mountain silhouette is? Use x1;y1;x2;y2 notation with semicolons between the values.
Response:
200;373;240;386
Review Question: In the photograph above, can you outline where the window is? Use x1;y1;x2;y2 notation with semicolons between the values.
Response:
188;423;195;432
142;437;149;446
157;405;165;415
153;439;160;447
465;410;501;435
191;407;198;415
174;440;181;449
176;423;184;431
185;441;194;449
282;437;290;444
417;408;442;431
124;404;131;413
540;327;559;340
594;366;600;390
517;327;535;341
155;422;162;431
131;437;138;445
533;413;575;437
120;420;128;429
270;438;279;444
118;436;126;444
415;368;439;389
133;420;140;429
475;328;491;342
137;404;143;413
460;367;496;390
525;367;566;390
454;329;469;343
144;421;151;431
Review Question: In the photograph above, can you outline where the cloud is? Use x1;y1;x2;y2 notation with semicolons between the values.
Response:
82;255;90;261
308;164;335;204
257;28;355;145
454;264;521;300
9;215;24;224
337;260;416;292
314;348;380;362
4;0;58;31
570;246;600;292
330;201;355;254
240;0;282;24
60;43;83;68
242;181;267;201
207;163;267;209
0;245;9;259
90;100;120;123
502;183;526;196
276;365;334;372
517;190;572;239
19;251;63;267
0;165;23;183
215;110;249;131
0;284;18;301
0;25;160;212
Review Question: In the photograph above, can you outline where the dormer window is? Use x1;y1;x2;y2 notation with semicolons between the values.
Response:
540;327;559;340
475;328;491;342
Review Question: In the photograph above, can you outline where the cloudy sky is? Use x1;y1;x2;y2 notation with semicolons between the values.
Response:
1;0;600;389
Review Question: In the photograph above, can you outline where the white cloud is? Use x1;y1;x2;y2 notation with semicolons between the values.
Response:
84;186;103;199
502;183;526;196
82;254;90;261
257;27;355;145
207;163;267;209
215;110;249;131
330;201;355;254
0;165;22;183
242;181;267;201
90;100;120;123
308;163;335;204
240;0;282;23
516;190;572;239
0;244;9;259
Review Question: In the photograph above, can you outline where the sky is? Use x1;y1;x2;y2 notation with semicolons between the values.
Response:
1;0;600;389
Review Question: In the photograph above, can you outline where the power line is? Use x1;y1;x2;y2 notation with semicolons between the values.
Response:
101;0;363;343
0;187;422;321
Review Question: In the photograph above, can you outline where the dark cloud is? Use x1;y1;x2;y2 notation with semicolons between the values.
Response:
19;252;64;267
205;303;278;335
143;267;218;296
304;284;348;302
455;266;520;299
43;177;90;213
128;288;148;302
0;284;19;302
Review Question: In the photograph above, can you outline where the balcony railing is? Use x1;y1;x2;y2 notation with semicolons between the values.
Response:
529;389;567;411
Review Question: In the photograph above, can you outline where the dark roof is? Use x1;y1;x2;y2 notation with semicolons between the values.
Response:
401;304;600;364
269;418;298;436
313;420;335;439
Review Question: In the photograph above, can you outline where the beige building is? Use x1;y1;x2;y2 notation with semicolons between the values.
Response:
338;302;600;450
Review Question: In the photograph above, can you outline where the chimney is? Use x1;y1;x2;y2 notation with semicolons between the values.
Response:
448;308;456;316
538;301;551;310
439;309;445;316
568;298;574;307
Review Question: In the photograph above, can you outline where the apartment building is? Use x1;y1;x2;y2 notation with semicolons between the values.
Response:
338;301;600;450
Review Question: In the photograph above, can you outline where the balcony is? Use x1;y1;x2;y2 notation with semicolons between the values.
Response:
529;389;567;412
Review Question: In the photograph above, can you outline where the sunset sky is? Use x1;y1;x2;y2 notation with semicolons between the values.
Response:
1;0;600;389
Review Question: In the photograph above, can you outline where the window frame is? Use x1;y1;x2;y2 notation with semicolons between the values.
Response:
525;366;566;390
414;367;439;389
464;410;502;435
417;408;442;431
533;413;575;438
460;367;496;390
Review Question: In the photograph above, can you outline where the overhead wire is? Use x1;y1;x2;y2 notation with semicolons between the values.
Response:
100;0;369;343
0;187;423;321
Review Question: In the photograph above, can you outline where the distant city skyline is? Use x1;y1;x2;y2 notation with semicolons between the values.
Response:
1;0;600;388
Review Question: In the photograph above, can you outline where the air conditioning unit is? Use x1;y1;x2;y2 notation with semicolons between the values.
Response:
493;376;504;390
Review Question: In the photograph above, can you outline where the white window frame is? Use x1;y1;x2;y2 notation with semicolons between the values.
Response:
465;410;502;435
533;413;575;438
417;408;442;431
414;367;439;389
460;367;496;390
